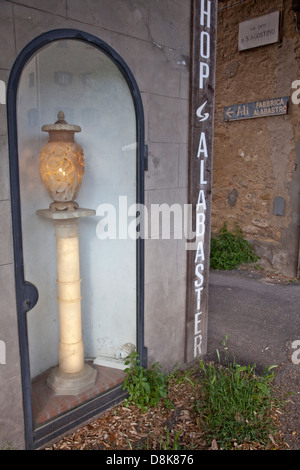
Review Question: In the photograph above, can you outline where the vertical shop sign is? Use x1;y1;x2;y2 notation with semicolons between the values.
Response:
185;0;217;363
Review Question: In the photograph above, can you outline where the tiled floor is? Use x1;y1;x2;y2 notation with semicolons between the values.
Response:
31;362;126;428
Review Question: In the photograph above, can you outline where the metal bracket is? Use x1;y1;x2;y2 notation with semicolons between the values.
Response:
23;281;39;312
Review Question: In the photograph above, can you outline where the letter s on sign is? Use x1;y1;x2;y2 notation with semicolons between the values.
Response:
291;340;300;365
291;80;300;105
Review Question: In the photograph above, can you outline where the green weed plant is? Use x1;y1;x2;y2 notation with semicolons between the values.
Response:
122;351;168;412
196;358;280;449
210;222;259;270
122;347;283;450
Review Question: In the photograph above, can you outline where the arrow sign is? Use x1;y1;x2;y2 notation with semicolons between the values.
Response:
224;97;289;121
225;107;233;119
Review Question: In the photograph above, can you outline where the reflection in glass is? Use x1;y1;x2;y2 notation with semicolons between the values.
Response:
17;40;137;385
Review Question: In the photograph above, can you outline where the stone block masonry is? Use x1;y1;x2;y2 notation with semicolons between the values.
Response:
213;0;300;277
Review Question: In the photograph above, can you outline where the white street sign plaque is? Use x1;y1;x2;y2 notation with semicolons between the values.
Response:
239;11;280;51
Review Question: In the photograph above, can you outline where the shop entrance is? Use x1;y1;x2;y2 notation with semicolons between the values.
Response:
7;29;145;449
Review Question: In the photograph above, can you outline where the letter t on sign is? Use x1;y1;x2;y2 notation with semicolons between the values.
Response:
185;0;217;364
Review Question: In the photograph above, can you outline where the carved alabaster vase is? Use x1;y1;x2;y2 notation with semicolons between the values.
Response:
40;111;85;211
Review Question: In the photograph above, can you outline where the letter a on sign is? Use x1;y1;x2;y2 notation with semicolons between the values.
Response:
185;0;217;363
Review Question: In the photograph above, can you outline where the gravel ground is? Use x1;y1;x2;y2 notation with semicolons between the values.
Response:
45;366;289;451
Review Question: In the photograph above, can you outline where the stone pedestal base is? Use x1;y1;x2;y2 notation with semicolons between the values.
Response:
47;363;97;395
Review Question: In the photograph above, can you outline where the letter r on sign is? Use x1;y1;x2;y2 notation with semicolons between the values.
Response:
194;334;202;357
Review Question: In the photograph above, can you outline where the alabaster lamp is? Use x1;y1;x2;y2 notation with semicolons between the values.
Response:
39;110;84;212
36;111;97;395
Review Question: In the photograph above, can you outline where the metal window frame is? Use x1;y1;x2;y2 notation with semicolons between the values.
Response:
7;28;146;450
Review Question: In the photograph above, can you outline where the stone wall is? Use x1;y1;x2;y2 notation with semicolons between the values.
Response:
0;0;191;449
213;0;300;277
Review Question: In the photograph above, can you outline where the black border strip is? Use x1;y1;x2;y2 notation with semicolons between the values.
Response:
7;28;146;450
33;385;128;449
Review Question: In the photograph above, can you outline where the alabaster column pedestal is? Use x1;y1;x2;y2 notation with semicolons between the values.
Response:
36;208;97;395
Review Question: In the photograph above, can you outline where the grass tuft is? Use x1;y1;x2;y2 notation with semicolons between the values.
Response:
195;358;281;449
